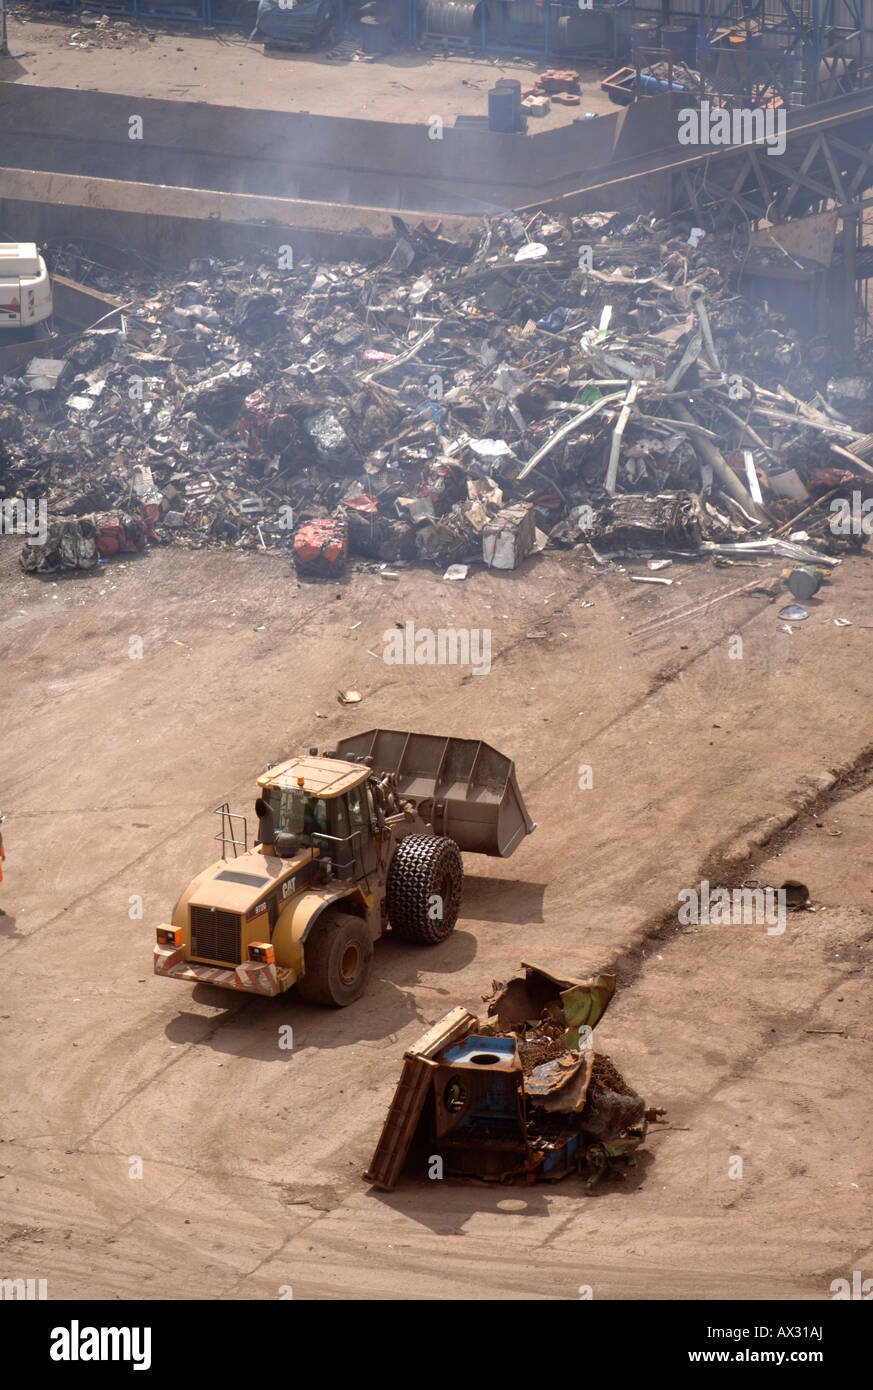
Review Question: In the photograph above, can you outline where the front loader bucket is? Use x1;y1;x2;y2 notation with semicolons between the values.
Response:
335;729;535;858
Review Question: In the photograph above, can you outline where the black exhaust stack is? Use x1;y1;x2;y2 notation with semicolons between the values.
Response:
255;797;275;847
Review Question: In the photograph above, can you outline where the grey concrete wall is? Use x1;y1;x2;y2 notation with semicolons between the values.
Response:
0;162;483;267
612;92;683;166
0;192;394;266
0;83;624;213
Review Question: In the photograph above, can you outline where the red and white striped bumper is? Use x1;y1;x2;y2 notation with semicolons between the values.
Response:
153;944;291;996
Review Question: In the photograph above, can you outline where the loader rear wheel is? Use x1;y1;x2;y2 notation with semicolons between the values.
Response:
386;835;463;944
297;912;373;1007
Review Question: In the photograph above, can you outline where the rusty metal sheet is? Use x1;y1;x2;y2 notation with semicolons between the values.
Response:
524;1049;594;1113
406;1006;479;1061
364;1054;438;1192
749;212;838;268
0;331;78;378
51;272;121;328
486;961;615;1038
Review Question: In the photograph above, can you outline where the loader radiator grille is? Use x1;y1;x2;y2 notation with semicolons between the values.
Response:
190;906;242;965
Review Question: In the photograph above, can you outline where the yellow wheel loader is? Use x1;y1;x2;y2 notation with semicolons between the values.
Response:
154;730;535;1007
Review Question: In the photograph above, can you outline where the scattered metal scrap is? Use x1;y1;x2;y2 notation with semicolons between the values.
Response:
365;962;656;1190
2;212;871;578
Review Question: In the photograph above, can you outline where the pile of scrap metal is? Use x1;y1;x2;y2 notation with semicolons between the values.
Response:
365;962;654;1190
2;211;871;579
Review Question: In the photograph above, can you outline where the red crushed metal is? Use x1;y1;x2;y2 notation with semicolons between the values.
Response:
340;493;380;514
292;517;348;574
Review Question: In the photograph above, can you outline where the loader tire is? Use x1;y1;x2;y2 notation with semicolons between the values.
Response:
297;912;373;1007
386;835;463;945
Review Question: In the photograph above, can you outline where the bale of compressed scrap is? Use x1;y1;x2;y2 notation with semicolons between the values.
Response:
592;492;703;550
482;502;536;569
18;508;154;573
292;517;348;576
342;500;417;562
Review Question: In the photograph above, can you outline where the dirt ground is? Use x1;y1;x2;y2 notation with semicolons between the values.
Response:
1;534;872;1301
1;15;616;126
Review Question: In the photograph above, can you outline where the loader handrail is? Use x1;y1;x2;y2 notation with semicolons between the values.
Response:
213;803;248;860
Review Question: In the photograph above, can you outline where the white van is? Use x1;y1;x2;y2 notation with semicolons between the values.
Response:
0;243;53;327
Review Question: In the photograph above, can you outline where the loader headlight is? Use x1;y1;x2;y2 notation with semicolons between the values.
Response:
156;927;183;948
248;942;275;965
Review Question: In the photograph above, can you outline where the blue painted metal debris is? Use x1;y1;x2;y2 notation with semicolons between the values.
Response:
365;962;655;1190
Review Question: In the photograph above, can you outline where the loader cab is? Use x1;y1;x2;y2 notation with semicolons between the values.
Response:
260;784;329;849
344;782;380;880
258;754;379;884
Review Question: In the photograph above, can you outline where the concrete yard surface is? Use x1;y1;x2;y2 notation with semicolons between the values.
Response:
1;540;872;1300
1;16;615;126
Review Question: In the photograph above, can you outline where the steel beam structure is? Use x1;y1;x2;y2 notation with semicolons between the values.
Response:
696;0;869;106
669;87;873;222
522;86;873;228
